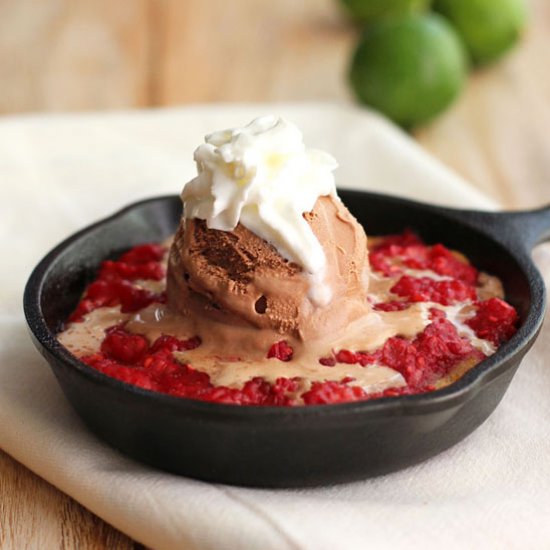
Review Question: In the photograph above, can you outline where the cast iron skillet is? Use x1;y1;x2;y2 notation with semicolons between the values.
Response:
23;190;550;487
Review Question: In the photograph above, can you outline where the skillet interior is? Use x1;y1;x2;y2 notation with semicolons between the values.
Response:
24;191;544;487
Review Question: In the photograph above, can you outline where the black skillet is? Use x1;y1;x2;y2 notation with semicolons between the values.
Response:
23;190;550;487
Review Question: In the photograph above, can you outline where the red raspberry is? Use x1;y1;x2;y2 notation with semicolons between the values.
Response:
371;229;422;251
356;352;377;366
267;340;293;361
102;365;157;391
119;244;165;264
242;377;275;405
69;280;163;321
369;230;422;276
270;377;300;406
82;353;157;391
116;281;161;312
391;276;476;306
373;301;411;312
466;298;518;345
402;243;478;285
150;335;202;353
302;381;367;405
84;279;120;307
335;349;358;364
68;299;97;322
143;353;181;376
69;243;166;321
199;386;247;405
101;326;149;364
159;363;212;397
369;233;478;285
425;244;477;284
99;260;165;281
375;315;483;390
369;251;403;277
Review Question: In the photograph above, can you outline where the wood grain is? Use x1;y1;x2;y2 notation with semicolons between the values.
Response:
0;0;151;114
155;0;352;104
1;0;549;547
0;449;137;549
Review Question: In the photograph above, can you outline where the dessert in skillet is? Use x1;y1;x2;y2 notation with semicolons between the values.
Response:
58;116;518;405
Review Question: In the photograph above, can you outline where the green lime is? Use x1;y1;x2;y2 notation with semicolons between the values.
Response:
341;0;431;24
434;0;527;65
349;13;468;128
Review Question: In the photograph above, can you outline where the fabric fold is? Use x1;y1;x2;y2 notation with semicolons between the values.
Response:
1;104;549;550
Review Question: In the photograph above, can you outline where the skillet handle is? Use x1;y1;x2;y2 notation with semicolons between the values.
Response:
494;205;550;251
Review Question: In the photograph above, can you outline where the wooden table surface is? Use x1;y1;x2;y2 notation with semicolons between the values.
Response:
1;0;550;548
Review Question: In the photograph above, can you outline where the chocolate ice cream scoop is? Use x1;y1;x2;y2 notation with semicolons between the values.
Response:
164;115;374;354
167;194;370;342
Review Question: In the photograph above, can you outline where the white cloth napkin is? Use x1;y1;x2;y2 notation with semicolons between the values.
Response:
2;103;550;550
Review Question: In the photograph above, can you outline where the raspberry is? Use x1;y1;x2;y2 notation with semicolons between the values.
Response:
363;386;412;401
80;352;114;370
68;299;97;322
375;316;483;389
369;230;422;276
143;353;181;376
356;352;377;366
369;233;478;285
171;375;299;406
369;252;403;277
69;243;166;321
371;229;422;251
391;276;476;306
379;337;417;377
267;340;293;361
99;260;164;281
374;301;411;312
102;365;157;391
429;307;447;321
319;356;336;366
402;243;478;285
82;353;157;391
271;377;300;406
101;326;149;364
150;334;202;353
428;245;477;284
159;363;212;397
335;349;358;364
466;297;518;345
116;281;161;312
242;377;276;405
199;386;247;405
119;244;165;264
69;278;163;321
302;381;367;405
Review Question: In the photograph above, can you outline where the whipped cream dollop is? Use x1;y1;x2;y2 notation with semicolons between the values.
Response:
182;116;338;293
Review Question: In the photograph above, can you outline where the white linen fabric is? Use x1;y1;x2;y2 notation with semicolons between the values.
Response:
1;103;549;550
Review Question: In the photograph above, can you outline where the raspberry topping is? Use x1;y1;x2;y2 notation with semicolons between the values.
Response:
467;297;518;345
391;276;476;306
267;340;294;361
101;326;149;364
302;381;367;405
150;335;202;354
69;242;166;322
65;234;518;406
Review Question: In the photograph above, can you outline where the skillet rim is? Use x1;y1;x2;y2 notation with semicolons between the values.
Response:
23;191;546;419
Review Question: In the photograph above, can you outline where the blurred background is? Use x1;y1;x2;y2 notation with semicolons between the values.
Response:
0;0;548;205
0;0;350;111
